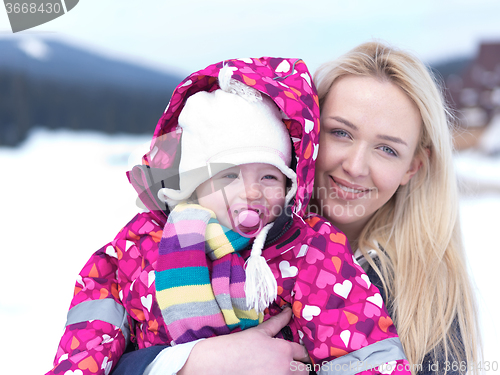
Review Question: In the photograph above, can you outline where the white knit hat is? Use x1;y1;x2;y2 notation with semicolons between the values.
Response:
158;67;297;208
157;66;297;313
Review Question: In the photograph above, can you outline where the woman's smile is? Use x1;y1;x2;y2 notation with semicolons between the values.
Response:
329;176;374;200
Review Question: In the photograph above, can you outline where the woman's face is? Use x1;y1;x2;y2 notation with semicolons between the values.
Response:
312;75;423;240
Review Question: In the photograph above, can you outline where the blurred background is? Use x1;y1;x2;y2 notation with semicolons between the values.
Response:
1;0;499;373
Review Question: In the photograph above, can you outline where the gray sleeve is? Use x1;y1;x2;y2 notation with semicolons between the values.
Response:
65;298;130;343
316;337;407;375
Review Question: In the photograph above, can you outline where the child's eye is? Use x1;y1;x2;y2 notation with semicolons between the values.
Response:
263;175;278;180
378;145;397;156
223;173;239;179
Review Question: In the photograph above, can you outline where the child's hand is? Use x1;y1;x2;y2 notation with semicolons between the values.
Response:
178;307;310;375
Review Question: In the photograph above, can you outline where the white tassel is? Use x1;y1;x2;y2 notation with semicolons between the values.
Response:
218;64;262;103
244;222;277;313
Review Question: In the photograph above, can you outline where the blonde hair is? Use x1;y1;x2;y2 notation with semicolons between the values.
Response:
314;42;481;373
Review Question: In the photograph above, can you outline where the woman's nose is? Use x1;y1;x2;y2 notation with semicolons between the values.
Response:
342;145;369;178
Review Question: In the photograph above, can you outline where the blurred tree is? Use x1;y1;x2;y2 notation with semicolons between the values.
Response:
0;69;173;146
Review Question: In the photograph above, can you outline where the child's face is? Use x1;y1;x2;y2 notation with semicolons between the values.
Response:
195;163;287;233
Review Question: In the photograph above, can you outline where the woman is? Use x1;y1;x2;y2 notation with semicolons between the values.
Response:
309;41;482;373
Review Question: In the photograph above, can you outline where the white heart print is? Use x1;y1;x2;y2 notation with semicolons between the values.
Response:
361;274;371;288
300;72;311;87
333;280;352;299
275;60;290;73
148;270;155;288
304;119;314;134
340;330;351;347
367;293;383;308
141;294;153;312
279;260;298;278
302;305;321;321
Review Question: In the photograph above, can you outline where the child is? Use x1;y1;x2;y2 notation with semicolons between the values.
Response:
45;58;410;375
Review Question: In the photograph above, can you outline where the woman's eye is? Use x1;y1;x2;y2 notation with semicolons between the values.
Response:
331;129;350;138
379;145;397;156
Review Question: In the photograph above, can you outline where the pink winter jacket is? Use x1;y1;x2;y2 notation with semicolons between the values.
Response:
46;57;410;375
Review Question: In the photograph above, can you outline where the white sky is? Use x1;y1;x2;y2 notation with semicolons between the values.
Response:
1;0;500;76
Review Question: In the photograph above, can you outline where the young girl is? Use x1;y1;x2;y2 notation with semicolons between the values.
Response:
46;57;411;375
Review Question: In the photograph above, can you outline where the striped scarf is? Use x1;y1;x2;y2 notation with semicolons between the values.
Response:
155;203;263;344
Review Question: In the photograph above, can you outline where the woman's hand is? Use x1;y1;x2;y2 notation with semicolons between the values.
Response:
178;307;311;375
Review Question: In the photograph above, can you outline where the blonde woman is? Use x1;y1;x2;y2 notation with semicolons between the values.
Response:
309;41;482;374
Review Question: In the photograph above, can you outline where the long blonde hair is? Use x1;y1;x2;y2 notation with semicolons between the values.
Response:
314;42;481;373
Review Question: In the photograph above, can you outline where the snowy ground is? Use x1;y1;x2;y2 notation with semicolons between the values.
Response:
0;128;498;374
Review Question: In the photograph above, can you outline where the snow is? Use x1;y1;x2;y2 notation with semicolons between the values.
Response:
455;149;500;187
17;37;52;61
0;128;498;374
0;128;150;374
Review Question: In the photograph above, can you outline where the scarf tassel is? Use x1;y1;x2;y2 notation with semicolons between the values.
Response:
244;223;277;313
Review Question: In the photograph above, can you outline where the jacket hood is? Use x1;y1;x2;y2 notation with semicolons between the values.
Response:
127;57;320;225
